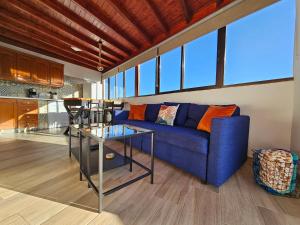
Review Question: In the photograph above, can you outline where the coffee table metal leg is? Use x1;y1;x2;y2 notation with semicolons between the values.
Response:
123;136;127;159
79;131;83;181
69;125;72;158
98;140;104;213
150;133;154;184
130;137;132;172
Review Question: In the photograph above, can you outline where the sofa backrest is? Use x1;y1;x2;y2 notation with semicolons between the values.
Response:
144;102;240;128
164;102;190;126
184;104;209;129
145;104;162;122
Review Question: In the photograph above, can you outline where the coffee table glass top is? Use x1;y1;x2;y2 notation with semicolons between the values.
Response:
72;123;154;141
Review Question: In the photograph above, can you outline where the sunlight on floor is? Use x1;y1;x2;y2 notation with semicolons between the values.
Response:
0;186;124;225
0;129;68;146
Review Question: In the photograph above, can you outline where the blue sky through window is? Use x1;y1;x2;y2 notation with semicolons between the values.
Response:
224;0;295;85
125;67;135;97
106;0;295;96
140;58;156;95
160;47;181;92
104;79;109;99
116;72;123;98
109;76;115;99
184;31;217;88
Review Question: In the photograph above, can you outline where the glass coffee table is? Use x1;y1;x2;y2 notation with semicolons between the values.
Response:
70;123;155;213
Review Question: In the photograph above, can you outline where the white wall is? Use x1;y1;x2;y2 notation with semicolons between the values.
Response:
83;82;92;98
291;0;300;156
0;41;102;82
123;81;294;156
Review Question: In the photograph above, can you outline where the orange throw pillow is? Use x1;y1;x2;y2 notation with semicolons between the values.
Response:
128;104;147;121
197;105;237;133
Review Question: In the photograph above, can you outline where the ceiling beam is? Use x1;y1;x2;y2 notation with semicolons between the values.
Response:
7;0;125;61
144;0;169;33
0;24;109;70
0;9;115;66
0;35;98;71
107;0;153;44
39;0;133;56
179;0;193;23
0;15;105;68
73;0;142;50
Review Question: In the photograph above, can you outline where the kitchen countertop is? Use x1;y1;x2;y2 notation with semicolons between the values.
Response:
0;96;64;101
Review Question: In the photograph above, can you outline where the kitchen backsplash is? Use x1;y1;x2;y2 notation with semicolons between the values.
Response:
0;76;83;98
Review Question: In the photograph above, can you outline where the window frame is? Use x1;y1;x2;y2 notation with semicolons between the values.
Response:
124;67;136;98
116;71;124;99
139;58;157;96
159;46;182;93
104;1;295;98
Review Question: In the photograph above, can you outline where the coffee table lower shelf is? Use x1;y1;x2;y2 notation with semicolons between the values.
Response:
72;129;155;213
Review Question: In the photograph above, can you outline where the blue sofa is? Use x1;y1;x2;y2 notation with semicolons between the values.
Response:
114;102;250;187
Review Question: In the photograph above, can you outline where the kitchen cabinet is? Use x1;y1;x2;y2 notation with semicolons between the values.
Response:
16;53;34;83
0;99;17;130
50;62;64;87
17;99;38;129
32;58;50;85
0;47;16;81
0;46;64;87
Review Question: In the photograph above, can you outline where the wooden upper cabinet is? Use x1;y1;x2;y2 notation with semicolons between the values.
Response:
32;58;50;85
16;53;34;83
0;99;17;130
0;46;64;86
50;62;64;87
0;47;16;81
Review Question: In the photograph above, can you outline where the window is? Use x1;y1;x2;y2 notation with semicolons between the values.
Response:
109;76;115;99
91;82;97;99
116;72;124;98
125;67;135;97
139;58;156;96
91;82;102;99
224;0;295;85
104;79;109;99
160;47;181;92
184;31;218;88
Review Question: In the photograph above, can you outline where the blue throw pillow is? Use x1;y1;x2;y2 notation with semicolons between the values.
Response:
145;104;162;122
164;102;190;126
233;106;240;116
184;104;209;129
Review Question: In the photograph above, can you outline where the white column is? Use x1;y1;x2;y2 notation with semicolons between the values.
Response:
83;82;92;98
291;0;300;156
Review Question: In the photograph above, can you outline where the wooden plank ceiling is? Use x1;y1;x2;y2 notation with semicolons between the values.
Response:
0;0;233;72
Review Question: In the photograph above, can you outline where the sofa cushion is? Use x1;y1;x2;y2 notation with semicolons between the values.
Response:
164;102;190;126
184;104;209;129
122;120;209;155
197;105;237;132
233;106;240;116
145;103;162;122
128;104;147;120
156;105;179;126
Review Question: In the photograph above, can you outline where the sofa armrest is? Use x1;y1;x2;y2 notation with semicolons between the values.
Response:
113;110;129;122
207;116;250;187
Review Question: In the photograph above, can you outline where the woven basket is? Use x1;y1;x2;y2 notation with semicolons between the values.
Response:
253;148;299;197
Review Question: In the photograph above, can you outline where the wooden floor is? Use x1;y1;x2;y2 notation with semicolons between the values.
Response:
0;131;300;225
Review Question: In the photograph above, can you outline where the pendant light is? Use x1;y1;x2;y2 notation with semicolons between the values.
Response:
97;39;104;72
